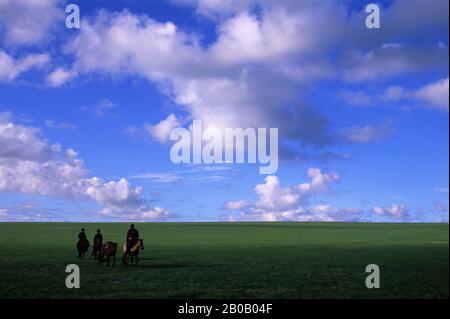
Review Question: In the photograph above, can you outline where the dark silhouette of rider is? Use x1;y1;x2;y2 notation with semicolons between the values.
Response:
78;228;87;240
126;224;139;254
94;229;103;243
92;229;103;258
77;228;89;255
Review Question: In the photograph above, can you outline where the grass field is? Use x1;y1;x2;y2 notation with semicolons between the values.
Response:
0;222;447;299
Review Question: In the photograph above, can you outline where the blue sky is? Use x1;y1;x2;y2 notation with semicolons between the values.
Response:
0;0;448;222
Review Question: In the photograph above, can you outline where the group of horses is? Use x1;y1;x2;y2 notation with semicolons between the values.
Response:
76;237;144;267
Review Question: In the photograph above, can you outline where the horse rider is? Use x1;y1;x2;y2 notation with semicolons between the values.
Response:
78;228;87;240
77;228;89;257
94;229;103;244
126;224;139;254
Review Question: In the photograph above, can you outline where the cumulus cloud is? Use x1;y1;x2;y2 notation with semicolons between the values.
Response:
224;168;343;221
43;2;447;161
46;68;78;87
0;112;171;220
0;0;62;46
0;50;49;82
372;204;408;219
146;114;181;143
381;78;449;111
53;9;342;152
413;77;449;111
341;77;449;112
48;2;447;161
178;0;448;48
222;200;248;211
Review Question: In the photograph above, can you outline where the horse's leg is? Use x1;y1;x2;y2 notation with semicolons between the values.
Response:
135;255;139;266
112;256;115;268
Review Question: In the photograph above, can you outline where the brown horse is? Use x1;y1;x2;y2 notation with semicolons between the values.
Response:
122;239;144;266
99;241;117;267
76;238;89;259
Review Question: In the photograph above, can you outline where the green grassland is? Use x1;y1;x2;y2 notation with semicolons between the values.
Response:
0;222;447;299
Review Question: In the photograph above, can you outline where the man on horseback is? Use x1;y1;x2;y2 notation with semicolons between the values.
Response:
78;228;87;240
126;224;139;255
92;229;103;259
77;228;89;259
94;229;103;243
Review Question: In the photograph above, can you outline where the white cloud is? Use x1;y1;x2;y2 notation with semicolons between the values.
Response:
380;86;406;102
138;206;171;220
223;200;248;211
46;68;78;87
381;78;449;111
372;204;408;218
0;112;171;221
56;9;341;150
225;168;341;221
413;77;449;111
255;175;300;211
54;5;448;159
0;0;62;46
306;167;340;191
12;1;445;166
178;0;450;39
341;124;392;144
146;114;180;143
207;8;333;65
0;112;59;161
0;50;49;82
342;77;449;113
